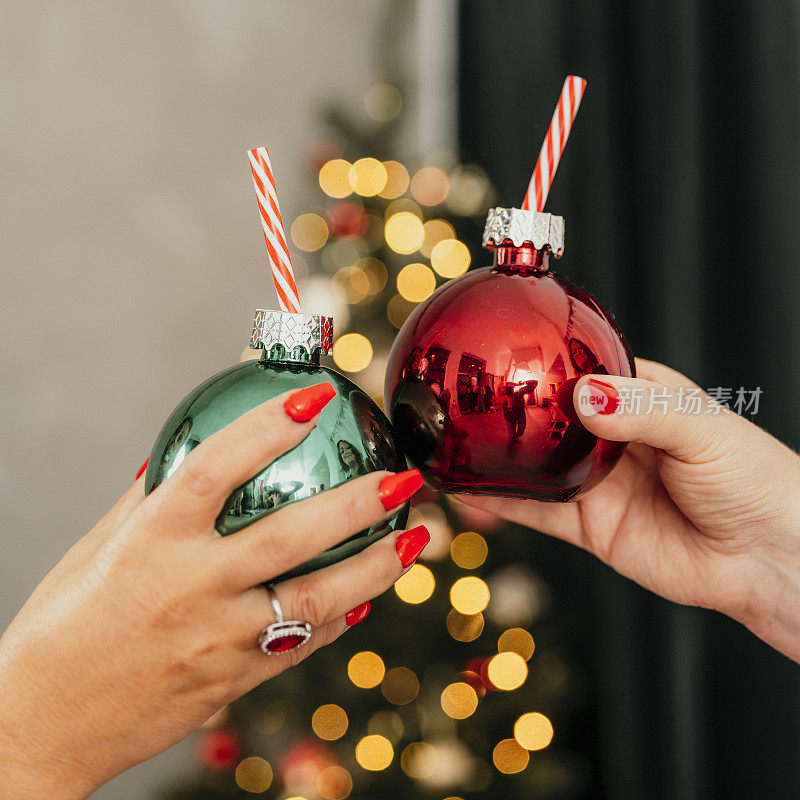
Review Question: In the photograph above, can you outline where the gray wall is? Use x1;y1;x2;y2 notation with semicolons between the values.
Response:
0;2;414;797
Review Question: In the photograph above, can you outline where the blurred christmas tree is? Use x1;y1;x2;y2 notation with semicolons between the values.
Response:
160;83;591;800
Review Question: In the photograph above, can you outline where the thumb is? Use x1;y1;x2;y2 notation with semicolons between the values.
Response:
571;375;737;463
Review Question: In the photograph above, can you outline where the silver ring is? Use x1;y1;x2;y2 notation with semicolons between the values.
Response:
258;584;312;655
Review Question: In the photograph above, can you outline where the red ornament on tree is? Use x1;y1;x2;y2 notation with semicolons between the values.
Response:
329;202;367;238
279;739;333;793
197;729;240;771
385;208;634;502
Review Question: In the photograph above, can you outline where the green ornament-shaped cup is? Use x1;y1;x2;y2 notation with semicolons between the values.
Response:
145;309;407;581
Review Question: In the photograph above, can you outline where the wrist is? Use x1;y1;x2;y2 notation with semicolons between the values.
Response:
720;438;800;662
0;736;94;800
731;525;800;664
0;766;92;800
0;660;96;800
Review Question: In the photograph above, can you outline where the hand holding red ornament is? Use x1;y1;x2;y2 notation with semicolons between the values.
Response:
459;358;800;665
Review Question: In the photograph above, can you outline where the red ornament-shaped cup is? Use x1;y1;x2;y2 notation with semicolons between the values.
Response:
384;208;635;502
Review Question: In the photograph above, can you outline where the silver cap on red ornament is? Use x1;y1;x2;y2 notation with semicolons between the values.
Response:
250;309;333;362
482;207;565;257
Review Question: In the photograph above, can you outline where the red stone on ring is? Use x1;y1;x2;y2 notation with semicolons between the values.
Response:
259;620;312;655
265;634;308;653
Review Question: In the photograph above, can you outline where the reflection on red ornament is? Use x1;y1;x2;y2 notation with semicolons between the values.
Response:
385;241;634;502
329;202;367;238
197;729;240;771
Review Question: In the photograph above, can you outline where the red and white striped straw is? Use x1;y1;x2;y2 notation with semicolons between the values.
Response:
248;146;301;314
522;75;587;212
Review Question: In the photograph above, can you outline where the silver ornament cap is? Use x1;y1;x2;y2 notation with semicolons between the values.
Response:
250;309;334;359
482;207;565;257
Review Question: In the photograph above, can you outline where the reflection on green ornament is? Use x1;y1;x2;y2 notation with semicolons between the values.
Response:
145;310;406;581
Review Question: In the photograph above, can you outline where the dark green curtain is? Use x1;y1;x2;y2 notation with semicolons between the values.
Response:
460;2;800;799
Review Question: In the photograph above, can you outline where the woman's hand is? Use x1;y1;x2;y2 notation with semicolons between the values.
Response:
458;359;800;663
0;383;427;800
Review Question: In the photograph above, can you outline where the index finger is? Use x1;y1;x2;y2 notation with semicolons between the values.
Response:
634;358;702;390
141;382;336;534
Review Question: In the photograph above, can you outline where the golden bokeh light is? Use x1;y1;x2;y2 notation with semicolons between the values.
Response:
387;294;416;329
332;265;371;304
290;212;329;252
355;734;394;771
347;651;385;689
381;667;420;706
498;628;535;661
492;738;529;774
385;212;425;254
514;712;554;751
400;742;439;779
379;161;410;199
364;83;403;122
440;682;479;719
431;238;471;278
333;333;373;373
411;166;450;206
358;257;388;294
235;756;273;793
319;159;354;198
420;218;456;257
311;704;349;741
394;564;435;604
448;165;490;215
397;262;436;303
446;609;484;642
450;576;490;615
385;198;422;219
321;238;364;275
486;652;528;691
450;531;488;569
317;765;353;800
351;157;388;197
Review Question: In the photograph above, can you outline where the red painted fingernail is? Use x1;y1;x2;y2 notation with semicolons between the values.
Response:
395;525;430;568
346;601;371;626
136;457;149;480
378;469;423;511
587;379;620;414
284;382;336;422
